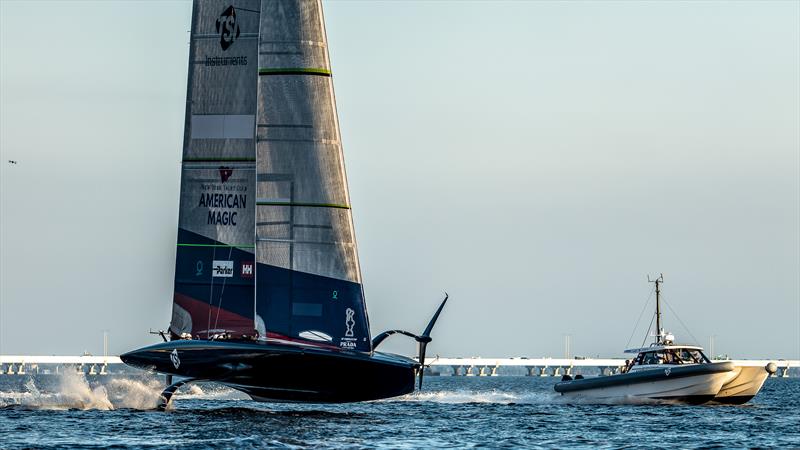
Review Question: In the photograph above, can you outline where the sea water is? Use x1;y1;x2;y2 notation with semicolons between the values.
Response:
1;373;798;448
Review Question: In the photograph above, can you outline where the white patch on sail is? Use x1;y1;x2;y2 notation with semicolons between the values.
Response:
255;314;267;340
299;330;333;342
191;114;254;139
170;304;193;336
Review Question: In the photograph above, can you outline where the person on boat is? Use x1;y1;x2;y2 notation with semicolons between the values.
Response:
622;359;633;373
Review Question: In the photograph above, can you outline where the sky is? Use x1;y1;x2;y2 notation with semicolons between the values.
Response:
1;0;798;360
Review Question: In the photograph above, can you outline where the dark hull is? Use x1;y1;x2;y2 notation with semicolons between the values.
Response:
121;340;418;403
710;395;755;405
652;394;718;405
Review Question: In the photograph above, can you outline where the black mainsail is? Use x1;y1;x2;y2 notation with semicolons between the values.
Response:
122;0;446;408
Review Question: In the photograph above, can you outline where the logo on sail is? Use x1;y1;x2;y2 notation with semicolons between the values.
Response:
212;260;234;277
241;261;253;278
344;308;355;337
170;349;180;369
219;166;233;183
339;308;358;349
215;6;240;51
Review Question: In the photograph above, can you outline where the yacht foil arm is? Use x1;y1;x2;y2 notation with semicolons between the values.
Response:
371;329;429;348
372;293;448;390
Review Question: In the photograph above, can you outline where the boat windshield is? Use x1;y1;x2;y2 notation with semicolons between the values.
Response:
675;348;710;364
632;348;710;367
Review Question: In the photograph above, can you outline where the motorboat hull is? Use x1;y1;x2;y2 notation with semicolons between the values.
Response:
554;362;734;404
121;340;418;403
712;364;774;404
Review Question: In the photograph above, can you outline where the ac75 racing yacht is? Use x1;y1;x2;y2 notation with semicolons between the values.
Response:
121;0;448;410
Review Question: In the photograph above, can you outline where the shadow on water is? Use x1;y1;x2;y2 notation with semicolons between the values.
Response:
179;406;370;420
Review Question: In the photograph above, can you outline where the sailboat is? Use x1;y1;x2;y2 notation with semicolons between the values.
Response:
121;0;447;409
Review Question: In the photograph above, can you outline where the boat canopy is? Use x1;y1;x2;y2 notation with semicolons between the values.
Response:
624;344;704;354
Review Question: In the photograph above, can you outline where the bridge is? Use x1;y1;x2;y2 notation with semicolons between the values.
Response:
0;355;796;378
424;357;797;377
0;355;123;376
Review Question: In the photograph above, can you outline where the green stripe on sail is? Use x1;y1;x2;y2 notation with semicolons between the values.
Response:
177;243;255;248
257;201;350;210
258;67;331;76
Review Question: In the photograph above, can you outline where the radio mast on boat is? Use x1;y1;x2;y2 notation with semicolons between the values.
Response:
648;273;664;344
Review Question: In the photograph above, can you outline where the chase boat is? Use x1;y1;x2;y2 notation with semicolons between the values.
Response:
554;275;734;404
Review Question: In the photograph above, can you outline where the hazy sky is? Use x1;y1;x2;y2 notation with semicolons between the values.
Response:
1;0;798;360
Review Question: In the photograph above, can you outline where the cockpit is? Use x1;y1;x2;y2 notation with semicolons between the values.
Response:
623;347;711;373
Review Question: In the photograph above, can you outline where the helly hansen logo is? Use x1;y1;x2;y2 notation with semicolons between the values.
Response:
216;6;240;51
241;261;254;278
212;260;234;277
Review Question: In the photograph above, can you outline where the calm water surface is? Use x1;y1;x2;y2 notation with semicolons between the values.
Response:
1;374;798;448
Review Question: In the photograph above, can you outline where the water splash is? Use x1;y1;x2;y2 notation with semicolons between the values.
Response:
181;383;248;401
105;377;164;410
54;370;114;410
0;371;163;410
187;385;205;396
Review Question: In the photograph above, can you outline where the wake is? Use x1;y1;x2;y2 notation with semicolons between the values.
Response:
391;389;666;406
0;375;667;410
392;388;559;404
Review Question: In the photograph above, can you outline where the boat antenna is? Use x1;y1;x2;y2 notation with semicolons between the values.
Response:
648;273;664;344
